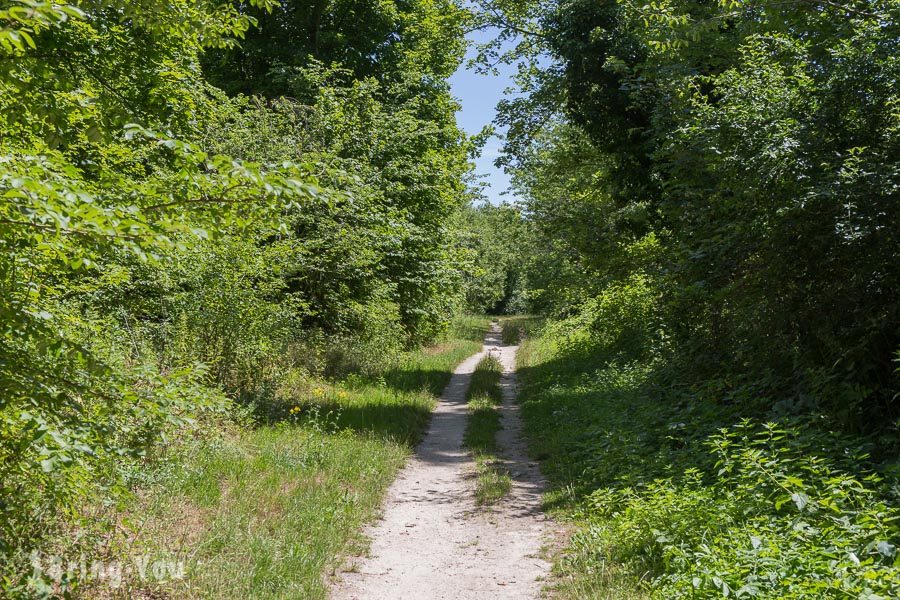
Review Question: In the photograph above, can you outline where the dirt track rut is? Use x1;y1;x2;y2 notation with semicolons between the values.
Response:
331;325;551;599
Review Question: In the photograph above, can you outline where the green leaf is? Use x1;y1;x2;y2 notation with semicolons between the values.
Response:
791;492;809;512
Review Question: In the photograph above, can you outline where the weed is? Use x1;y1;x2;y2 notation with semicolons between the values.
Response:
499;315;542;345
516;329;900;599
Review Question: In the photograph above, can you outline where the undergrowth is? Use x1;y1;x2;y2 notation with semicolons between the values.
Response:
517;331;900;599
19;317;490;599
499;315;542;345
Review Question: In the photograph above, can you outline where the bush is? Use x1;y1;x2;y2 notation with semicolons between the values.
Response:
546;272;660;360
517;323;900;599
578;421;900;599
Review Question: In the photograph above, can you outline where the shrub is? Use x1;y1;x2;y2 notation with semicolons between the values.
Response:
573;421;900;599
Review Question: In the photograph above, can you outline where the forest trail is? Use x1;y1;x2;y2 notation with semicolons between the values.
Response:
331;324;552;599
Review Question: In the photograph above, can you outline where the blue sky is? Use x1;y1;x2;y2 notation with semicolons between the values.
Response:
449;28;518;206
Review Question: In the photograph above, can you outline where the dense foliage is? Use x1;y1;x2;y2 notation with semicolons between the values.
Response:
475;0;900;597
455;202;530;314
0;0;476;593
518;334;899;599
481;0;900;438
3;0;898;596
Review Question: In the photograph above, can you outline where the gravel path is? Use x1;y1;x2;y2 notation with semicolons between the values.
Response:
331;325;552;599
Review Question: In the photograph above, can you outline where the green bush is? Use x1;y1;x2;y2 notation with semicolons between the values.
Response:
517;326;899;599
0;0;472;594
545;272;660;360
580;422;900;599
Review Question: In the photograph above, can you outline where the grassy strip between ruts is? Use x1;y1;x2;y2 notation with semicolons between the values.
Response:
98;316;489;599
462;351;511;506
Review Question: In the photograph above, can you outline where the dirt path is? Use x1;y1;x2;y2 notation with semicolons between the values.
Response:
331;325;552;599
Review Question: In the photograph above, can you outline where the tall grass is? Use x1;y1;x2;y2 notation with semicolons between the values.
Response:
99;317;490;599
499;315;543;345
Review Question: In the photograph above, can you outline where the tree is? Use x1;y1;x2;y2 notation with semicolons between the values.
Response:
478;0;900;425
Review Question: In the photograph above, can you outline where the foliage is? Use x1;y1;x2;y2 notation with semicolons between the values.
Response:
499;315;541;345
583;422;900;599
544;271;660;361
1;0;473;594
517;330;900;599
81;321;487;598
455;202;531;314
203;0;468;98
0;0;329;587
201;1;473;344
477;1;900;594
482;0;900;429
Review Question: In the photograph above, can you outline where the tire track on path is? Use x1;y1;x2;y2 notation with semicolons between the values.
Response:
331;324;551;599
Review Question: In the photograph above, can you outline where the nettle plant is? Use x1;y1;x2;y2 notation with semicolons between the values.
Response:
589;420;899;599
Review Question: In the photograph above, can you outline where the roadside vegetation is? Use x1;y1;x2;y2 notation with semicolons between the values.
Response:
108;317;488;599
0;0;499;596
499;316;541;346
477;0;900;597
462;353;511;506
3;0;898;598
517;325;899;599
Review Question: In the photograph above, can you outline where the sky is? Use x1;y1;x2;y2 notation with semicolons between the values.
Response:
448;28;519;206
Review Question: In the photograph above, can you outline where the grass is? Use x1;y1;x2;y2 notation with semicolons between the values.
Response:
515;327;900;599
515;334;651;599
380;315;489;398
498;315;542;345
106;316;490;599
462;353;511;506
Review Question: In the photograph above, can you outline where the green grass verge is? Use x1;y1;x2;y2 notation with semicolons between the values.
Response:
516;330;899;599
462;353;511;506
112;317;489;599
516;335;650;599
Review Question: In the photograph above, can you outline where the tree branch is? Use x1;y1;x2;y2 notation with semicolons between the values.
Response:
0;218;145;240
